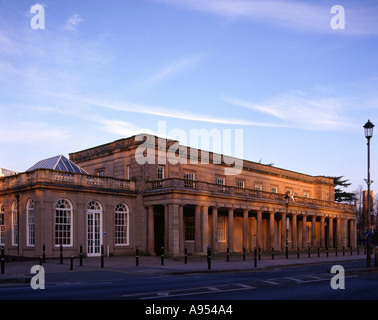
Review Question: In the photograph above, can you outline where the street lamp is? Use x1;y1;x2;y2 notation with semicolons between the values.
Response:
284;193;290;259
363;119;374;267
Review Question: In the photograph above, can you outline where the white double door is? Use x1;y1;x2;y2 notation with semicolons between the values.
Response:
87;210;103;257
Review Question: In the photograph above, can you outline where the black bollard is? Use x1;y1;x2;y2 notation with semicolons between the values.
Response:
254;247;257;268
184;246;187;264
226;247;229;262
326;246;329;257
79;244;83;266
0;247;4;274
136;247;139;267
285;245;288;259
207;246;211;270
42;243;46;263
70;255;73;270
308;246;311;258
318;246;320;258
161;246;164;266
39;255;43;266
297;247;300;259
335;246;338;257
258;247;261;261
101;244;104;268
272;247;274;260
243;247;246;261
343;246;345;256
60;244;63;264
350;246;353;256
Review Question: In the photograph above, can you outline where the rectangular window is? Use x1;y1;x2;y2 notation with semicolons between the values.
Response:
218;215;226;242
216;177;226;192
12;205;18;246
184;214;195;241
55;209;72;246
255;184;263;191
271;186;278;193
157;166;164;180
96;169;105;176
27;207;35;246
304;191;310;198
184;172;195;188
115;212;129;245
236;180;244;188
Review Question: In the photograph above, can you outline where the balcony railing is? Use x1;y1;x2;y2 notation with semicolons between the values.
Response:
145;178;355;212
0;169;135;192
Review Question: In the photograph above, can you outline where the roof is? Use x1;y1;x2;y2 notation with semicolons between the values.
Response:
26;155;88;174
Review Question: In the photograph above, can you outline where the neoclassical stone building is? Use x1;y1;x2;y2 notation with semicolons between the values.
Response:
0;134;357;258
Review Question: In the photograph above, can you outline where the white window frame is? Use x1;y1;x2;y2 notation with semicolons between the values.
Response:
55;199;73;247
0;204;4;246
27;199;35;247
184;172;196;188
11;201;18;246
115;203;129;246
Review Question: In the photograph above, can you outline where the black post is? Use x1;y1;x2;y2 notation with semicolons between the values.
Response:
318;246;320;258
297;247;300;259
42;243;46;263
184;246;187;264
101;244;104;268
79;244;83;266
60;244;63;264
285;245;288;259
39;255;43;266
350;246;353;256
226;247;230;262
0;247;4;274
207;246;211;270
258;247;261;261
335;246;338;257
70;255;73;271
343;246;345;256
136;247;139;267
308;246;311;258
357;245;360;255
326;246;329;257
243;247;246;261
254;247;257;268
272;247;274;260
161;246;164;266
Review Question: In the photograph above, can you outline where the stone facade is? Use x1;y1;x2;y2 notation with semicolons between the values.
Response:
0;134;357;258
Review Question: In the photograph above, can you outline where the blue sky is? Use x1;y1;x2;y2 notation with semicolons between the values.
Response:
1;0;378;195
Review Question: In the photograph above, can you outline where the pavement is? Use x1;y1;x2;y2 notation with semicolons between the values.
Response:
0;250;377;284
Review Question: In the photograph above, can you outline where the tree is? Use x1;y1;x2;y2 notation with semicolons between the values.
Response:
330;176;356;203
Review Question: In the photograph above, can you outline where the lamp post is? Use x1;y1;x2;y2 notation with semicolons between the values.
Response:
363;119;374;267
284;193;290;259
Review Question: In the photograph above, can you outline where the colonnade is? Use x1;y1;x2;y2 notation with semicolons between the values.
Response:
146;204;357;256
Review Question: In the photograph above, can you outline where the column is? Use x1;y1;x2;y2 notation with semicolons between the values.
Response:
169;204;180;256
212;207;218;252
302;214;307;248
349;219;356;248
336;218;341;248
243;209;249;251
201;206;209;253
195;205;202;253
292;214;297;249
311;216;316;248
256;211;262;250
269;212;275;250
320;216;325;248
147;206;154;255
328;217;333;248
179;205;184;254
281;212;286;251
228;208;234;253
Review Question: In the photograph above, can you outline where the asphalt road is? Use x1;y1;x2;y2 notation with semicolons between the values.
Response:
0;259;377;302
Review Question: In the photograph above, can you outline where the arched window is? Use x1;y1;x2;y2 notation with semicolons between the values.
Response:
0;204;4;246
55;199;73;246
11;201;18;246
27;199;35;246
115;203;129;245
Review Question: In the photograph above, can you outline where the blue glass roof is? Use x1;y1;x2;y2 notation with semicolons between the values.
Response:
26;155;88;174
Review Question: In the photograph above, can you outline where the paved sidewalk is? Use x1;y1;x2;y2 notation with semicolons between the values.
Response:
0;251;376;284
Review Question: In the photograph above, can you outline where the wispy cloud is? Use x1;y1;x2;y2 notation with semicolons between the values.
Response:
224;91;358;131
143;53;206;86
152;0;378;35
63;14;84;31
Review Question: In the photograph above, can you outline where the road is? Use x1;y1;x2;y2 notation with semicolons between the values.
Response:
0;259;377;302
